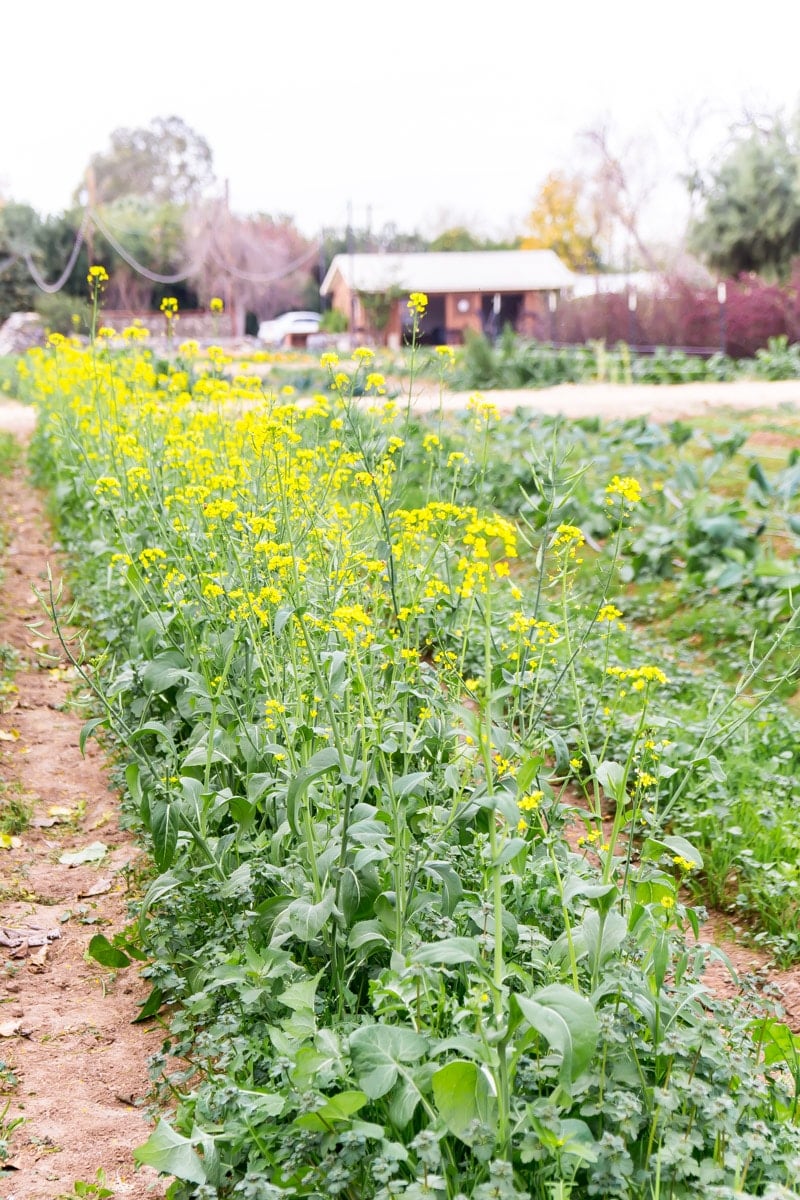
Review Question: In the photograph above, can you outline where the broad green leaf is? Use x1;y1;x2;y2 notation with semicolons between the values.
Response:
394;771;430;798
641;834;703;871
87;933;131;970
516;754;544;794
286;747;340;836
79;716;105;755
580;910;627;973
141;653;187;694
149;797;181;871
422;861;463;916
349;1024;427;1099
134;1119;206;1185
432;1060;497;1151
414;937;482;967
513;984;598;1083
129;721;177;756
493;837;527;867
59;841;107;867
294;1090;368;1131
133;985;164;1023
278;972;323;1013
596;760;625;801
750;1016;800;1072
274;889;335;944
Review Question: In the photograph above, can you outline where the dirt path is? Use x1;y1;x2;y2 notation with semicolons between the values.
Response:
409;377;800;419
0;402;162;1198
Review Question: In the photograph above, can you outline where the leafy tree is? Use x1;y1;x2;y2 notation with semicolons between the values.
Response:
81;115;215;206
35;209;90;296
429;225;518;252
689;116;800;281
0;203;42;319
522;171;599;270
94;198;194;309
429;226;483;252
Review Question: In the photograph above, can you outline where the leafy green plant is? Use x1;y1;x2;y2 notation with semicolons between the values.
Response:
56;1169;115;1199
0;1099;24;1165
23;310;800;1198
319;308;348;333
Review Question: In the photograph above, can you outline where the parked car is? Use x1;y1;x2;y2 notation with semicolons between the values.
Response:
257;311;321;348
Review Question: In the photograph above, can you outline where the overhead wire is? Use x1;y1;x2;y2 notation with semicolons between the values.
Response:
89;208;202;284
207;238;319;283
3;204;322;293
22;213;90;294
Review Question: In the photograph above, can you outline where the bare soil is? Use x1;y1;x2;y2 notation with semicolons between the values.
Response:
0;402;162;1198
409;376;800;420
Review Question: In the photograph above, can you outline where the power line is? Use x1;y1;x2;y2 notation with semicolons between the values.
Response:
207;237;319;283
23;213;90;294
90;208;201;284
3;205;321;294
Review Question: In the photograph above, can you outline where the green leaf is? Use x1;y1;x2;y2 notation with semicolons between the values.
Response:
149;797;181;871
493;837;527;867
394;771;430;798
750;1016;800;1072
273;889;335;945
513;984;598;1084
79;716;106;755
349;1024;428;1099
516;754;544;795
139;870;183;936
422;861;463;916
286;747;340;837
278;972;323;1013
274;607;296;637
129;720;178;756
432;1060;497;1152
294;1090;368;1131
133;985;164;1023
87;933;131;970
141;653;187;694
641;834;703;871
596;760;625;801
134;1119;207;1185
414;938;482;967
59;841;107;867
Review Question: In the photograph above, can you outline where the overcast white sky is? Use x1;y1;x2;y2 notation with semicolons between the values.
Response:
2;1;799;245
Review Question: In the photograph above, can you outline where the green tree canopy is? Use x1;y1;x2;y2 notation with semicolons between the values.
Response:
689;115;800;280
0;203;39;318
81;115;215;206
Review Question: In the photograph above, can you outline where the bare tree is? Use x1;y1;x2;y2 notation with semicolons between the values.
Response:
580;120;659;271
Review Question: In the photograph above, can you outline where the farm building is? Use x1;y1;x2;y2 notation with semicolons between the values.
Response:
320;249;576;344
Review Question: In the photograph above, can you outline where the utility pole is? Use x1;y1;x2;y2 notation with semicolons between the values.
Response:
224;179;236;337
347;200;357;336
85;165;96;269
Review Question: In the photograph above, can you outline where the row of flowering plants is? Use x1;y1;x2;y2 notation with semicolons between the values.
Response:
19;293;800;1199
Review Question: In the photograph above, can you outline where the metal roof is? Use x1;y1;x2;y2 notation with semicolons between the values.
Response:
320;250;576;296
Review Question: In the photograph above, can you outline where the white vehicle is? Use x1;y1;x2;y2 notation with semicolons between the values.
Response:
257;311;321;347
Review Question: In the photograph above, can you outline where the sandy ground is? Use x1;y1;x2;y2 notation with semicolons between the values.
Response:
0;423;162;1198
408;377;800;419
